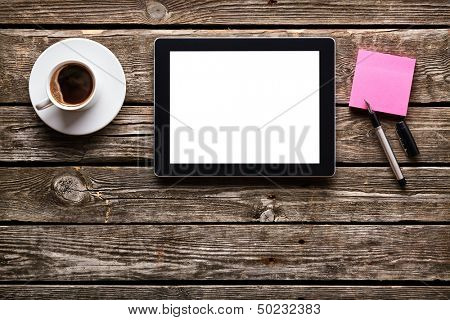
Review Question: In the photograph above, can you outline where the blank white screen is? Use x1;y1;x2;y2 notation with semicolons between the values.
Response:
170;51;320;164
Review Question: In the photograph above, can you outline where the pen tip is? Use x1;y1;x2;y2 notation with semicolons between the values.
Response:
364;100;373;113
398;178;407;188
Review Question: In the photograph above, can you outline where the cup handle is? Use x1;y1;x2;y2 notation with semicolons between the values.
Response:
35;97;53;111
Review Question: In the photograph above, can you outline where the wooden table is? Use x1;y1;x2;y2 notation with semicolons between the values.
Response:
0;1;449;299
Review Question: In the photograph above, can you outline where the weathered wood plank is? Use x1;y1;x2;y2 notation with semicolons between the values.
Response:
0;285;448;300
0;1;448;25
0;29;448;104
0;167;448;223
1;106;448;164
0;105;152;163
338;107;450;164
0;225;448;281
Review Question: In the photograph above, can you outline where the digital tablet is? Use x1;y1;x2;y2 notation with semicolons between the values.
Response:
154;38;335;177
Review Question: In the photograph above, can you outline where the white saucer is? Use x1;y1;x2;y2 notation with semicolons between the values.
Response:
29;38;126;135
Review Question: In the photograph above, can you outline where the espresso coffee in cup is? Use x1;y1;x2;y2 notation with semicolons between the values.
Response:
49;63;94;106
35;60;97;111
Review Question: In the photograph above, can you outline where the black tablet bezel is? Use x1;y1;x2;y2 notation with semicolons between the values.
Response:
154;38;335;177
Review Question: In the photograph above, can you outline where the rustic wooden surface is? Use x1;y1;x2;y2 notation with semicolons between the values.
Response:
1;167;449;223
0;1;449;25
0;225;448;281
0;1;448;300
1;29;449;104
1;285;449;300
1;106;449;163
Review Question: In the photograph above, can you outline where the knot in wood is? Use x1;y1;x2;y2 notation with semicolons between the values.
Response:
146;1;168;20
52;174;88;204
259;208;275;222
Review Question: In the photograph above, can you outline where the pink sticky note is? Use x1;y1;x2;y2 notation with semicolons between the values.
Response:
349;49;416;116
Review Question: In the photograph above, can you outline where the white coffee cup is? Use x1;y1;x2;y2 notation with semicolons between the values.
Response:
35;60;97;111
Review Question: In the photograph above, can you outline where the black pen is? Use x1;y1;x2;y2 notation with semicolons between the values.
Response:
365;100;406;188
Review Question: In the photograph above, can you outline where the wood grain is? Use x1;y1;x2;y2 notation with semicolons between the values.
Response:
0;29;448;104
0;0;448;300
0;225;448;281
0;1;448;25
0;285;448;300
0;105;151;163
1;106;448;164
0;167;448;223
